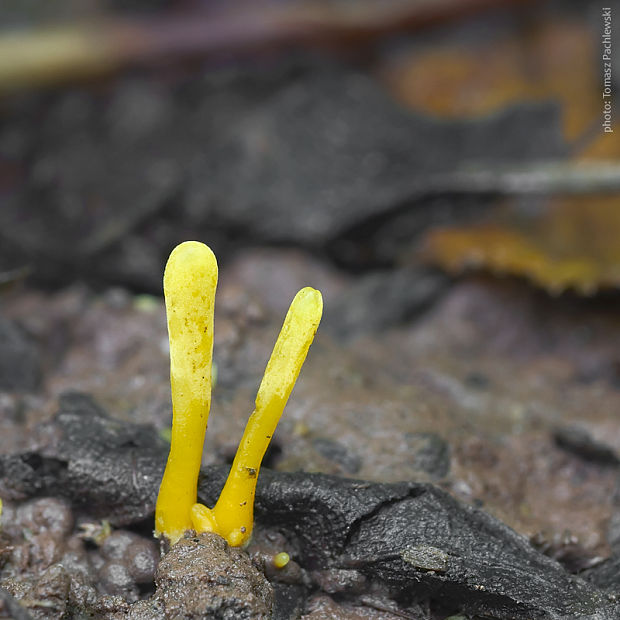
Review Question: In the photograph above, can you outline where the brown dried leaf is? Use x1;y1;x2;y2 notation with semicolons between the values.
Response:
423;199;620;295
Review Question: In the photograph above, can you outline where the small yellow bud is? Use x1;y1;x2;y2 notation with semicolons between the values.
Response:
273;552;290;568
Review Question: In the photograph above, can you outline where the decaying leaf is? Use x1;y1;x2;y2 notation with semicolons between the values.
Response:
381;20;598;143
423;200;620;295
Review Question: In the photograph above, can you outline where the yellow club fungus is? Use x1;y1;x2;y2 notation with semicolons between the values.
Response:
191;286;323;546
155;240;323;547
155;241;218;544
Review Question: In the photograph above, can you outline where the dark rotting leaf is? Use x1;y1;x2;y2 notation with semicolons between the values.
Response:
0;392;618;619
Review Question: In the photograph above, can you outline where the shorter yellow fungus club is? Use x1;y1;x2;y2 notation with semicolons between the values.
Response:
192;286;322;546
155;241;323;546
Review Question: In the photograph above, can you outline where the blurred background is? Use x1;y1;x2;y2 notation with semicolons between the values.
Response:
1;0;619;298
2;0;620;563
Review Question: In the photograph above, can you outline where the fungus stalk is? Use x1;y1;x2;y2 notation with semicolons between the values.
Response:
154;241;322;547
155;241;218;544
191;286;322;546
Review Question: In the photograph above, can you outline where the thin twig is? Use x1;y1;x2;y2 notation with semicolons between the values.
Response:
420;161;620;195
0;0;531;93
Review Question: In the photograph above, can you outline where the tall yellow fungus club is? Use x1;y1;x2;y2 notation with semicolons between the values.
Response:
191;287;322;547
155;240;322;547
155;241;218;544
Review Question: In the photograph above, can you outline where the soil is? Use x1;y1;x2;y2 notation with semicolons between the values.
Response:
3;262;620;618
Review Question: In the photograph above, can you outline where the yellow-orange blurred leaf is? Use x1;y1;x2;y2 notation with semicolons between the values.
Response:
423;199;620;295
381;21;597;143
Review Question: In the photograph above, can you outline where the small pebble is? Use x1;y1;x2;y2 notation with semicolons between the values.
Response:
100;561;134;593
99;530;159;590
126;540;159;584
17;497;74;538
